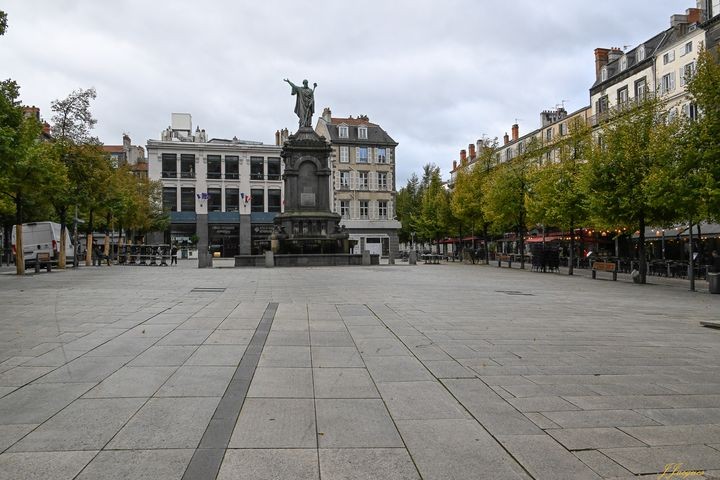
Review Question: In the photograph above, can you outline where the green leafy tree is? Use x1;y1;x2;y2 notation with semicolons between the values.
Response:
526;119;591;274
415;164;448;251
0;80;67;274
0;10;7;36
584;94;682;284
396;173;421;245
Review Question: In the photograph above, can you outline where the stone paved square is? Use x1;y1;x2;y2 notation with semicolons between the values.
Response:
1;262;719;479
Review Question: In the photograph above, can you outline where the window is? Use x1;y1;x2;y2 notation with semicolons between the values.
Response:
620;55;627;71
683;41;693;55
340;200;350;218
225;188;239;212
359;200;369;219
180;187;195;212
180;154;195;178
617;86;629;106
636;45;646;62
661;72;675;94
683;103;699;120
635;78;647;101
358;171;368;189
680;62;696;86
358;126;368;139
250;188;264;212
596;95;609;114
161;154;177;178
377;147;386;163
545;128;552;142
162;187;177;212
663;51;675;65
339;125;348;138
268;189;281;213
559;123;567;136
208;188;222;212
339;146;349;163
225;155;239;179
339;171;350;189
378;201;388;219
267;157;281;180
250;157;264;180
207;155;221;179
357;147;368;163
517;141;524;154
600;66;608;82
378;172;388;191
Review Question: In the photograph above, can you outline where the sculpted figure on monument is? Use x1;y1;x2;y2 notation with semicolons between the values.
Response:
284;78;317;128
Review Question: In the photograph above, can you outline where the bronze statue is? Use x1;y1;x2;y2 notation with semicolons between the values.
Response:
284;78;317;128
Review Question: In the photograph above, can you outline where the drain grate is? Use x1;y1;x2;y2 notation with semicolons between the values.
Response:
191;287;226;293
495;290;534;296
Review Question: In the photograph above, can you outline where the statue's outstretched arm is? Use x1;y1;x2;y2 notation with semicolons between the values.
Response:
284;78;296;88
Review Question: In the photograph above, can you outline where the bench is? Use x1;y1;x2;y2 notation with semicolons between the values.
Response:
592;261;617;281
34;252;52;273
422;254;441;264
497;254;512;268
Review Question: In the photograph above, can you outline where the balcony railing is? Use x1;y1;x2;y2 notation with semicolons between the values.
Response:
162;171;177;178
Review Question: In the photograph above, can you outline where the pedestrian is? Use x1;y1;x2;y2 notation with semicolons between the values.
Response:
171;244;178;266
92;241;102;267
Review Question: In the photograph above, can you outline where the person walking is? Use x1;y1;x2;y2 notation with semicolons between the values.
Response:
171;244;178;266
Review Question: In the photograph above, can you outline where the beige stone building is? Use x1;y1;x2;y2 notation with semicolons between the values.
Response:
314;108;401;258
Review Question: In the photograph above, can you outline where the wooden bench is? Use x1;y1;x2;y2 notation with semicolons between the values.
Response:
422;254;441;264
592;261;617;281
34;252;52;273
497;254;512;268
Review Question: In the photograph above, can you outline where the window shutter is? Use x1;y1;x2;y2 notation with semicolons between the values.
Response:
670;72;676;91
679;68;685;86
355;147;360;162
370;147;375;163
388;172;393;191
389;199;394;218
369;172;377;191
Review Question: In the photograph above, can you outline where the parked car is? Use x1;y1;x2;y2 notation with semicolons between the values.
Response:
11;222;74;269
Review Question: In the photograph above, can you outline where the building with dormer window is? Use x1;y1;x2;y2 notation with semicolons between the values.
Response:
315;108;401;258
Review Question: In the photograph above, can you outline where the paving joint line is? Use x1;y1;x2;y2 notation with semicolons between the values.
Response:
181;302;278;480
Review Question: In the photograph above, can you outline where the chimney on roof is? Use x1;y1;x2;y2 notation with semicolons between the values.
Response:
594;48;610;80
453;160;457;171
322;107;332;123
460;149;467;165
468;143;476;160
511;124;519;142
503;132;510;145
686;7;701;23
275;130;281;145
42;122;50;136
608;47;623;64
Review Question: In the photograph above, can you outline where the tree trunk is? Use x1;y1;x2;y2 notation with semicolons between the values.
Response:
483;224;489;265
58;207;67;269
638;215;646;284
568;221;575;276
15;195;24;275
85;209;94;266
689;221;696;292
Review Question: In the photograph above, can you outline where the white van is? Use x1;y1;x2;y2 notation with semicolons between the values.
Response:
11;222;74;268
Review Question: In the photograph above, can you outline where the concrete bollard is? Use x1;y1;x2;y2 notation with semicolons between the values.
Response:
265;250;274;268
388;252;395;265
362;250;371;266
409;251;417;265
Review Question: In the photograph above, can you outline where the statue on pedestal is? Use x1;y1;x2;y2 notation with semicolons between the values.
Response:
284;78;317;128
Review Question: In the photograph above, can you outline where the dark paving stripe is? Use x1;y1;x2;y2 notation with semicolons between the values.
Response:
182;302;278;480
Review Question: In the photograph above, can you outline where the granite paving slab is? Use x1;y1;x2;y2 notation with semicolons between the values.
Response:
9;397;145;452
154;365;235;397
313;367;380;398
573;450;634;478
228;398;316;448
546;427;646;450
619;424;720;446
217;449;319;480
497;434;602;479
601;444;720;475
75;449;194;480
542;409;661;428
0;382;96;425
319;448;420;480
107;396;219;449
34;355;132;383
315;398;403;448
83;365;177;398
246;367;313;398
396;419;530;480
257;346;311;367
0;450;96;480
0;424;36;452
311;346;365;368
364;356;434;383
129;345;197;366
184;345;247;366
377;381;470;420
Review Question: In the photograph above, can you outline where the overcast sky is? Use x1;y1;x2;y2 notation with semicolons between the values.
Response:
2;0;687;184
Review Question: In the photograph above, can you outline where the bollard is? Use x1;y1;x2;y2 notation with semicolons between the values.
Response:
409;250;417;265
388;252;395;265
265;250;274;268
362;250;371;266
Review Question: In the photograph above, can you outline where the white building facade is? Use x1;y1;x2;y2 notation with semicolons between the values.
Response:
147;113;283;257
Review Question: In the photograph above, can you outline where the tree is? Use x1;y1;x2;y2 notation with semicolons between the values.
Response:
0;80;67;274
526;118;591;274
396;173;421;245
584;94;682;284
0;10;8;36
415;164;448;251
50;87;99;267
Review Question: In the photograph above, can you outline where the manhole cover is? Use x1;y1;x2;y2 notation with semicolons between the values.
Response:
191;287;227;293
495;290;534;296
